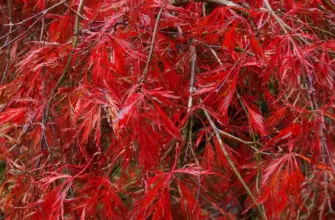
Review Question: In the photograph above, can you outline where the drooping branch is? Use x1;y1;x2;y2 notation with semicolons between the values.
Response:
169;0;242;8
262;0;291;34
183;45;199;164
192;41;266;219
41;0;86;153
0;0;67;50
1;0;13;83
140;6;164;83
203;109;267;220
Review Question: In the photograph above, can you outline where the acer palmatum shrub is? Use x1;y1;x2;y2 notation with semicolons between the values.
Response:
0;0;335;219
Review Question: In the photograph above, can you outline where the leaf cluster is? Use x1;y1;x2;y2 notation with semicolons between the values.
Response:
0;0;335;219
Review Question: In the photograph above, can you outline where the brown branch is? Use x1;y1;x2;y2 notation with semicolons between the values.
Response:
140;6;164;83
203;109;267;219
170;0;242;8
2;0;66;27
218;129;254;145
201;43;266;211
191;39;266;218
263;0;291;34
183;46;198;164
63;3;89;21
1;0;13;83
0;0;67;50
236;92;263;194
216;42;250;91
204;109;267;218
41;0;85;155
204;0;242;8
183;43;265;216
187;46;196;113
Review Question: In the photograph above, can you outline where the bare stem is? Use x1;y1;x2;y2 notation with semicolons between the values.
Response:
41;0;85;155
204;0;242;8
187;46;196;113
0;0;67;49
63;3;88;20
236;92;262;194
203;43;265;214
263;0;291;34
183;46;197;163
170;0;242;8
140;6;164;83
203;109;267;220
1;0;13;83
216;42;250;91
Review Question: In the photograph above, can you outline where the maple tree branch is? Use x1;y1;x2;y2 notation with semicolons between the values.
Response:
216;42;250;91
183;46;199;164
204;43;265;199
193;42;265;218
170;0;242;8
0;25;23;41
2;0;67;27
0;14;45;50
1;0;13;83
304;72;335;214
204;0;242;8
203;109;267;219
63;3;89;21
73;0;85;47
218;129;274;156
42;0;85;154
190;40;265;216
187;46;196;114
262;0;291;34
0;0;67;50
200;42;263;147
236;92;263;194
140;6;164;83
218;129;254;145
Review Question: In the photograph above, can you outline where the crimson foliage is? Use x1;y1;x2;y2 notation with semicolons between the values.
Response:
1;0;335;219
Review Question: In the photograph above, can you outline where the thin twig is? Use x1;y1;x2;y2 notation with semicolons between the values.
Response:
0;0;67;50
1;0;13;83
202;2;207;16
216;42;250;91
284;15;335;38
73;0;86;47
263;0;291;34
41;0;85;157
63;3;89;20
203;109;267;220
170;0;242;8
236;92;263;194
305;74;335;173
2;0;66;27
187;46;196;113
205;44;266;208
183;46;198;163
204;0;242;8
200;41;262;148
218;129;254;145
304;73;334;213
1;14;45;50
140;6;164;83
190;42;266;218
